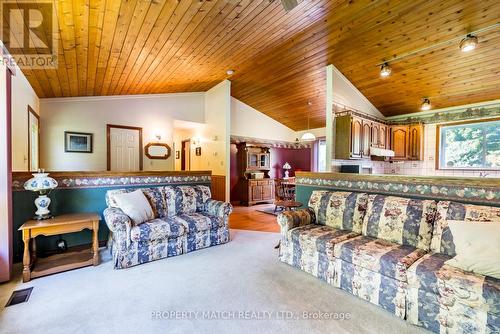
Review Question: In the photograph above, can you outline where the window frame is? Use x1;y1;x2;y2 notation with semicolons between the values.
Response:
435;117;500;171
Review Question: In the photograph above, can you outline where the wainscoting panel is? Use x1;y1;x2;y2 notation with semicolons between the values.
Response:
211;175;226;202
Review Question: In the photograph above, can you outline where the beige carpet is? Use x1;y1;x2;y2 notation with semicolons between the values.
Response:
0;230;426;334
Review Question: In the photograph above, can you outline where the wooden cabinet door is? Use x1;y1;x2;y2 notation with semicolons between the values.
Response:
350;117;362;159
262;183;272;200
408;124;424;160
391;126;409;160
250;183;263;201
371;123;380;147
379;124;387;149
362;120;372;157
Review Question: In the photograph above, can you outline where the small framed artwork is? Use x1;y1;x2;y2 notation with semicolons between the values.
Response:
64;131;93;153
195;147;201;156
175;151;180;159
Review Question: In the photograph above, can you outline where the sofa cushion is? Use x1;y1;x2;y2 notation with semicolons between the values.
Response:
362;195;436;251
308;191;368;233
333;235;427;282
106;187;167;219
173;213;223;233
288;224;359;257
430;201;500;256
407;252;500;315
130;217;186;242
163;185;212;216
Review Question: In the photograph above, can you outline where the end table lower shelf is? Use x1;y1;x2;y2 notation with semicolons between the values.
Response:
19;213;100;282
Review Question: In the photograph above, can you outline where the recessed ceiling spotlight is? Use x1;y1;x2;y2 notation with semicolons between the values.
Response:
226;69;235;75
421;98;431;111
380;63;391;77
459;34;478;52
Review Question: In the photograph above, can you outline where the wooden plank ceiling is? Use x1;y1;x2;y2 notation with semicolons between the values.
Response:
11;0;500;130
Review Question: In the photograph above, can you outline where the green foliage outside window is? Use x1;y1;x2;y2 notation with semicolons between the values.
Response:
440;120;500;169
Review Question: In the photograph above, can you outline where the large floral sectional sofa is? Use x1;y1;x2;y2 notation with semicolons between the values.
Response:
103;185;232;269
278;190;500;333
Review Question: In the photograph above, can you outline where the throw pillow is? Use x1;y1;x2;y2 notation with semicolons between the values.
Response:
445;221;500;279
113;190;154;225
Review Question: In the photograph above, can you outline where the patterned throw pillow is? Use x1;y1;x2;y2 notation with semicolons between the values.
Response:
430;201;500;256
361;195;437;251
308;191;368;233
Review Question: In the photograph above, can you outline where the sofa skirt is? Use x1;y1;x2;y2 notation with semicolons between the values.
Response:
407;286;498;334
111;226;230;269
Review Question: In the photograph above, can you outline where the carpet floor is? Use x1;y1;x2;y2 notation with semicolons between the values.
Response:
0;230;426;334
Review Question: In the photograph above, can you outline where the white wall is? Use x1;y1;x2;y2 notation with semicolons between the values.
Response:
11;67;40;171
40;93;205;171
231;97;297;142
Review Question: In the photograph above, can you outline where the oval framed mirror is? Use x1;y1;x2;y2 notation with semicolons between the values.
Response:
145;143;171;160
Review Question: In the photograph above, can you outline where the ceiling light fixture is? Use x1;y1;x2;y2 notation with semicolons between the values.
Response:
226;69;235;75
420;98;431;111
380;63;391;77
300;101;316;142
459;34;478;52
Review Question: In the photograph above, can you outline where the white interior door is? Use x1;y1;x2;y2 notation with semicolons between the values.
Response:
109;127;141;171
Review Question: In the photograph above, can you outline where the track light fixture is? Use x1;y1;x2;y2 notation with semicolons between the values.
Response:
459;34;478;52
380;63;391;77
420;98;431;111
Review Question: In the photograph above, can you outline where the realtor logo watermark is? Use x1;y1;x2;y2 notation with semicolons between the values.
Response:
1;0;57;69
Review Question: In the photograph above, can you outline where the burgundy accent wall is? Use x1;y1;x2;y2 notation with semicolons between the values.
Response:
229;143;311;202
270;147;311;179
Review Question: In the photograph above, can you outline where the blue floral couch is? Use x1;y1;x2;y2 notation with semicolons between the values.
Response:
104;185;232;269
278;190;500;333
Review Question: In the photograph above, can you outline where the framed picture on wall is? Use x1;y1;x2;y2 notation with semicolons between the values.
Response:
64;131;93;153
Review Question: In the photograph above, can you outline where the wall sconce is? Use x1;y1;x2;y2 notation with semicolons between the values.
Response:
155;134;162;141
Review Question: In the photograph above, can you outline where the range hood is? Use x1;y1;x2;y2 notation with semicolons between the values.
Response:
370;146;395;157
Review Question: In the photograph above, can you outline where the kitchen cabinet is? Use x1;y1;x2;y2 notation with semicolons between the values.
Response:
389;123;424;161
390;125;409;160
408;124;424;160
379;124;388;149
362;120;372;157
335;115;363;159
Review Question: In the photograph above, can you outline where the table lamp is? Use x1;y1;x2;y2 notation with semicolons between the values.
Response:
283;162;292;179
24;169;58;220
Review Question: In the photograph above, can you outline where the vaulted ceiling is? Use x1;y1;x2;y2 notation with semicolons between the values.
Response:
8;0;500;130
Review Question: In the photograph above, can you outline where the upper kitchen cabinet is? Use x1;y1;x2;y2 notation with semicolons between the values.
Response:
390;124;424;161
335;115;363;159
408;124;424;160
361;120;372;157
390;126;409;160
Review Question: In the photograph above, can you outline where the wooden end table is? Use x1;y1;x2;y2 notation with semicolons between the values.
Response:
19;213;100;282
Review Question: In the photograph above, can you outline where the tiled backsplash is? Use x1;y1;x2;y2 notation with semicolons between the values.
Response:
332;123;500;178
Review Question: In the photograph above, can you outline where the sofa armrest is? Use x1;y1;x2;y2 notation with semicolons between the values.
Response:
103;207;132;246
204;199;233;218
277;208;316;235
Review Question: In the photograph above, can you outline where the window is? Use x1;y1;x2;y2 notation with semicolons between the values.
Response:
437;119;500;170
317;139;327;172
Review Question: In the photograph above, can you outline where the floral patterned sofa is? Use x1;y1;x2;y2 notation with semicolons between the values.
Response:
278;190;500;333
104;185;232;269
